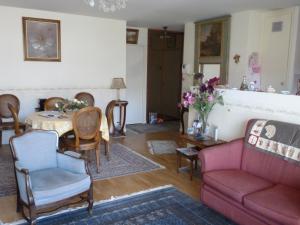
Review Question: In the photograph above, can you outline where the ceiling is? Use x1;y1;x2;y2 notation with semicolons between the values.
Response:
0;0;299;30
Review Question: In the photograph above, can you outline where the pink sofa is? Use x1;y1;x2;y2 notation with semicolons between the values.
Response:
199;120;300;225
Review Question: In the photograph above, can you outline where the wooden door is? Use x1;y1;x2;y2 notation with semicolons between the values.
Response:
147;30;183;121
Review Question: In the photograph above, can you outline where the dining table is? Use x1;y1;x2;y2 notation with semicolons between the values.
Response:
25;110;110;142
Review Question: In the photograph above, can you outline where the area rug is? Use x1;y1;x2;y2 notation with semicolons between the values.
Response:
0;147;16;197
16;186;236;225
147;140;178;154
127;121;180;134
0;143;163;197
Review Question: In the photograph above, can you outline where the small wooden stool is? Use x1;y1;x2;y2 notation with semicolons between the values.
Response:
176;148;199;180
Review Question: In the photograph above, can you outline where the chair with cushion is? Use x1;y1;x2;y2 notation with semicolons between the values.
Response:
75;92;95;106
44;97;65;111
0;94;25;145
61;106;102;173
10;130;93;225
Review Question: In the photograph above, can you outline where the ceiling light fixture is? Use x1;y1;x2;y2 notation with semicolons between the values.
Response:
84;0;128;13
160;26;172;39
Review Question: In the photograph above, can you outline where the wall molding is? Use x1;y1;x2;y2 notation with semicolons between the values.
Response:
224;102;300;117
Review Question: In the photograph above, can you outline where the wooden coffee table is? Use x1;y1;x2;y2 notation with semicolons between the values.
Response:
180;134;225;149
177;135;226;180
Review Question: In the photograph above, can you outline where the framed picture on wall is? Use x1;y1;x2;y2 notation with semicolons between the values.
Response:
200;21;222;57
22;17;61;62
194;16;230;85
126;29;139;44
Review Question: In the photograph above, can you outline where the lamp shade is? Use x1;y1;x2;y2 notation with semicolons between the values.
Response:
111;78;126;89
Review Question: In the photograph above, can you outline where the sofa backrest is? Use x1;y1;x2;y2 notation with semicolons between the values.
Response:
241;119;300;189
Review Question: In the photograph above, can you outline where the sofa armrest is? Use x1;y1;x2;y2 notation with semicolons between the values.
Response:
57;152;88;174
199;138;244;173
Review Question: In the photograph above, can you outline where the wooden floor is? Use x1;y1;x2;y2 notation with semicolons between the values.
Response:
0;131;201;223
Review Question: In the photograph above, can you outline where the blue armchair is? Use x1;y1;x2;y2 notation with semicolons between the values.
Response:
9;130;93;225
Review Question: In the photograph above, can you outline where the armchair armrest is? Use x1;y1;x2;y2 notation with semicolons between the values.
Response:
199;138;244;173
57;152;88;174
15;161;34;205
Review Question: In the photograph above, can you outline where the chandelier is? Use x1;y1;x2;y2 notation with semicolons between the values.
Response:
84;0;128;13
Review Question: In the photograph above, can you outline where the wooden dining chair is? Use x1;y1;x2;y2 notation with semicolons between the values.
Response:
8;103;25;136
75;92;95;107
44;97;65;111
0;94;25;145
105;100;116;135
61;106;102;173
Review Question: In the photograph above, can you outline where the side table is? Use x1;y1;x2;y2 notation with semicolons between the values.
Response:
176;147;199;180
177;135;226;180
180;134;225;149
106;100;128;136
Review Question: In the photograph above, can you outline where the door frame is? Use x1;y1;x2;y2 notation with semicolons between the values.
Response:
146;29;184;123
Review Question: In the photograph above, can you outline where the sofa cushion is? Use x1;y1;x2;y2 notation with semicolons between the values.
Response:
244;184;300;225
30;168;91;206
203;170;273;203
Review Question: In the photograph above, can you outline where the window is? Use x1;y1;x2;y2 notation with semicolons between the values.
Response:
199;64;221;80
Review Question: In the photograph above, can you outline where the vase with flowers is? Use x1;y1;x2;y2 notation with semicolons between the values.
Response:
182;76;224;139
55;99;88;113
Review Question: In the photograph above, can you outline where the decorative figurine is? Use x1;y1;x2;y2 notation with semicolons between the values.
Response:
240;76;248;90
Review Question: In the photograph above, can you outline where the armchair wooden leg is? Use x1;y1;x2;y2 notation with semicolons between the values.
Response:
28;205;37;225
16;190;21;212
95;146;100;173
87;185;94;215
0;130;2;147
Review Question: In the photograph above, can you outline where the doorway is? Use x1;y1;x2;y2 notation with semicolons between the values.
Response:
147;29;183;122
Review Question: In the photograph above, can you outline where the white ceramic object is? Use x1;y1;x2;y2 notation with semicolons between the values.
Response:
267;85;276;93
281;90;290;95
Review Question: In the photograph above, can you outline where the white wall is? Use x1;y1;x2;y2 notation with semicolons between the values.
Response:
291;7;300;93
0;6;126;89
182;22;195;93
183;7;300;91
126;27;148;124
228;10;264;88
229;7;300;91
183;7;300;137
0;5;126;143
207;89;300;141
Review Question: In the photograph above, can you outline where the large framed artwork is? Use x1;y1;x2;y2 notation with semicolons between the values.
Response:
200;22;222;57
194;16;230;85
22;17;61;62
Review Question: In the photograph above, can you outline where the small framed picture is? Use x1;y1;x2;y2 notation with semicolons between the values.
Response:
22;17;61;62
126;29;139;44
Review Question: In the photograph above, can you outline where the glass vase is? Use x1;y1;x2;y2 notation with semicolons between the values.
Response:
195;111;210;140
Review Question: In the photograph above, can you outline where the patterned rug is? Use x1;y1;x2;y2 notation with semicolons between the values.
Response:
18;186;236;225
0;147;15;197
147;140;178;154
127;121;180;134
0;143;163;197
